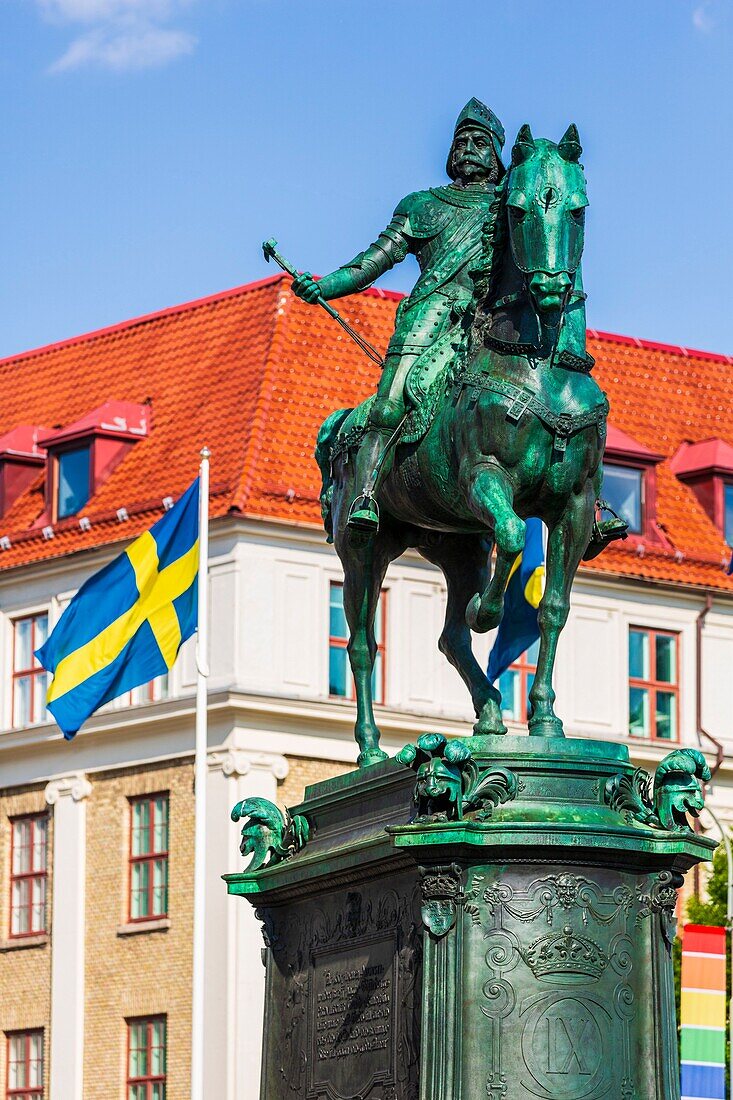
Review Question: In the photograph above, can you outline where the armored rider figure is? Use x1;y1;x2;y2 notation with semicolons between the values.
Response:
293;97;505;532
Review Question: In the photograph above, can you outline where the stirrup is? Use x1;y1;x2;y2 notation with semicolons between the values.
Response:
583;499;629;561
347;494;380;532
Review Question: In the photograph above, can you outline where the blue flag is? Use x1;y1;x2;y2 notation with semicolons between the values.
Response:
37;479;200;739
487;518;545;684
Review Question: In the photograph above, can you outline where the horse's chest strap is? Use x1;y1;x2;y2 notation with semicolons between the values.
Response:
455;372;608;452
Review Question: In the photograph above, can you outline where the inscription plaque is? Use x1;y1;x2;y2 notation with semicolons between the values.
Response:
308;933;396;1099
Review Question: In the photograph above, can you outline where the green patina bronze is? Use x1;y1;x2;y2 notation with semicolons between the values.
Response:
226;739;715;1099
226;102;715;1100
307;107;628;766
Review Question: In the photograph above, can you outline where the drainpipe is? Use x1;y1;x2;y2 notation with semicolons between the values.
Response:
694;593;725;896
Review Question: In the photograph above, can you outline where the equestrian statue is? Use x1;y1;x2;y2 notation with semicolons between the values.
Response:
290;100;627;766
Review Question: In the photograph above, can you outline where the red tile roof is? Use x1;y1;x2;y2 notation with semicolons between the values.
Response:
0;274;731;592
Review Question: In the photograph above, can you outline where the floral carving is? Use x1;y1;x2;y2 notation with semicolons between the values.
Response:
230;797;310;872
605;748;710;832
483;873;634;927
396;733;517;822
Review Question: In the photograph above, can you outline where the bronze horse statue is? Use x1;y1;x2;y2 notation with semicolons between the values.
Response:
317;125;610;766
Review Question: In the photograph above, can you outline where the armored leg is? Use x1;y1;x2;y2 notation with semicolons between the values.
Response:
347;353;414;532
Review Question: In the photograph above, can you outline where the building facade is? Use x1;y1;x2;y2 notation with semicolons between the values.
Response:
1;275;732;1098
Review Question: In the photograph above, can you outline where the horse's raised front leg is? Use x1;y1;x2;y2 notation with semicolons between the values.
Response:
463;464;525;634
529;481;596;737
419;534;506;735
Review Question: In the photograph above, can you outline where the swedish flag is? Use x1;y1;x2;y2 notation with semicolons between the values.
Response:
36;479;200;739
487;518;545;684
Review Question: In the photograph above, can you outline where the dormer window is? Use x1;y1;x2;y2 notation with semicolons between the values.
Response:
602;462;642;534
671;439;733;546
37;401;150;524
57;445;91;519
602;425;664;541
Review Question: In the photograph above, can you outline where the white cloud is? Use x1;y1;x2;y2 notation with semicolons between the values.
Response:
49;23;196;72
692;2;716;32
39;0;176;22
33;0;197;72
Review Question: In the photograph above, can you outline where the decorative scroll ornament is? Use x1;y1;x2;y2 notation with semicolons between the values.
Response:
604;748;710;832
230;797;310;872
396;733;517;823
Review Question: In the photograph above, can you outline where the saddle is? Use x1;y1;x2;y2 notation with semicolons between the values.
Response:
330;323;465;464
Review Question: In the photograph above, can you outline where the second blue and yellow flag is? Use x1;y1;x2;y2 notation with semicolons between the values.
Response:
37;478;200;739
487;517;545;684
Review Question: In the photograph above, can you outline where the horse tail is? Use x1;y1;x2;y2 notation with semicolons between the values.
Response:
315;408;352;541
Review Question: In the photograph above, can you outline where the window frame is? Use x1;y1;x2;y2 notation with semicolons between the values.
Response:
499;644;539;724
627;626;680;743
328;581;387;705
127;794;170;924
11;612;49;729
51;441;93;523
6;1029;44;1099
9;813;49;939
125;1016;166;1099
723;480;733;546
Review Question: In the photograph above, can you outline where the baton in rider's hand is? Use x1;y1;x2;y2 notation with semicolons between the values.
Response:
262;239;385;368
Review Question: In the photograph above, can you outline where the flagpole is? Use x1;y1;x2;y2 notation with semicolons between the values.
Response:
191;447;210;1100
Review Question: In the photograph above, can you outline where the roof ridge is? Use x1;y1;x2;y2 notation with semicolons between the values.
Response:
588;328;733;365
0;274;287;368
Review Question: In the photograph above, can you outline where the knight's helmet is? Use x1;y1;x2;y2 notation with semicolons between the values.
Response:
446;97;506;180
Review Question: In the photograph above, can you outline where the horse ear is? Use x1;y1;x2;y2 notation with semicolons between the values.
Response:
511;123;535;166
558;124;582;163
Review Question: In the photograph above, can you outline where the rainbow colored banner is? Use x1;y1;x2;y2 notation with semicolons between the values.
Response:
681;924;727;1100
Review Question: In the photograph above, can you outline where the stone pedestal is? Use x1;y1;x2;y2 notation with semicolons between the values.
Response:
225;736;715;1100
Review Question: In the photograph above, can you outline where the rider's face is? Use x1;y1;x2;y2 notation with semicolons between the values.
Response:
452;126;497;182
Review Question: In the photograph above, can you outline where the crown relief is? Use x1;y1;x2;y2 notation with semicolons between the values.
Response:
519;925;609;984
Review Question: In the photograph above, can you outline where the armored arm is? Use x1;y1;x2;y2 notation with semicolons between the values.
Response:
292;209;410;303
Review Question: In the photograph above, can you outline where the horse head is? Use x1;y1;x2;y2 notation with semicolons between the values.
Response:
506;123;587;313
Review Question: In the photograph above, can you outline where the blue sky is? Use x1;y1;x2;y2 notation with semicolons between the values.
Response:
1;0;732;357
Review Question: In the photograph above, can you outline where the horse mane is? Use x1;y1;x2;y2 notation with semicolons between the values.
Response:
467;174;512;348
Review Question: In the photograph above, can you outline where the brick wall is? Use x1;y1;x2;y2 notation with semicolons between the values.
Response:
83;758;194;1099
0;784;52;1096
278;755;351;808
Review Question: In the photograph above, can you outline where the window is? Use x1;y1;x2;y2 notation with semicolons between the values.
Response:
56;446;91;520
602;463;642;534
129;795;169;922
628;628;679;741
12;615;48;728
328;582;386;704
123;676;169;707
725;483;733;546
127;1017;166;1100
6;1031;43;1099
10;816;48;937
499;640;539;723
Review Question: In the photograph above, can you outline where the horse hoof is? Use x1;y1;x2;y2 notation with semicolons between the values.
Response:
465;593;501;634
473;716;507;736
357;747;389;767
528;715;565;738
465;594;485;632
